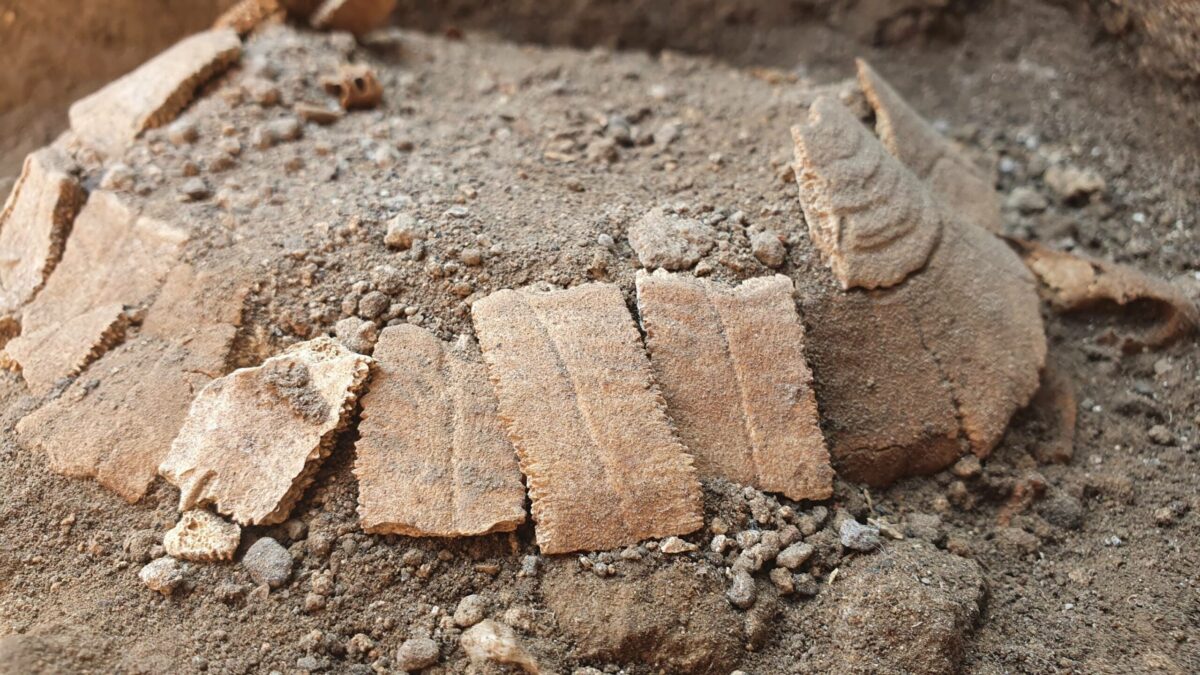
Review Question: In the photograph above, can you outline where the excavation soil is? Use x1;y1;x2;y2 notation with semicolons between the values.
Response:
2;2;1200;674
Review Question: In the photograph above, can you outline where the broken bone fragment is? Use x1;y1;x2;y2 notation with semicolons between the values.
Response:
1011;238;1199;350
460;619;539;674
14;264;248;502
4;190;186;395
627;207;716;272
159;337;372;526
321;64;383;111
792;98;1045;485
310;0;397;36
0;148;85;326
856;59;1002;233
164;510;241;562
354;325;527;537
472;283;704;554
68;29;242;156
635;270;833;501
790;96;942;290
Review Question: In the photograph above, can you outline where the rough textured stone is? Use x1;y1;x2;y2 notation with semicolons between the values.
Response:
69;30;242;156
459;620;538;672
159;337;371;525
627;207;716;271
394;637;439;671
826;542;986;675
139;557;185;595
164;510;241;562
857;59;1002;233
636;271;832;501
544;564;741;674
472;283;703;554
354;326;526;537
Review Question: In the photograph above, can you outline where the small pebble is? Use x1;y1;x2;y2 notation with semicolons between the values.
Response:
242;537;293;589
750;230;786;268
726;570;756;609
775;542;814;570
839;519;881;552
454;594;487;627
395;637;439;671
180;177;210;201
139;557;185;596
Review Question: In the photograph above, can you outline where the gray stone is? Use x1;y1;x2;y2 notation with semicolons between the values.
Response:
775;542;814;570
726;570;756;609
139;557;185;595
839;519;882;552
243;537;293;589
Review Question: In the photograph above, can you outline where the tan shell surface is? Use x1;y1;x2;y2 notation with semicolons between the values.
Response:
0;148;85;323
4;190;186;395
856;59;1003;234
68;29;242;156
472;283;703;554
355;325;527;537
636;270;833;501
791;96;943;291
16;264;248;502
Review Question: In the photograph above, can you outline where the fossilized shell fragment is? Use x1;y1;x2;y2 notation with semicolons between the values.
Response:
4;191;186;394
856;59;1003;233
472;283;704;555
1011;238;1199;350
354;325;527;537
321;64;383;110
15;264;248;502
0;148;85;327
791;96;942;290
164;510;241;562
635;270;833;501
214;0;285;35
310;0;397;35
159;337;371;526
68;29;242;156
793;99;1045;486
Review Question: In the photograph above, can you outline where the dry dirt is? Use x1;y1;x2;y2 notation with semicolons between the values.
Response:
1;2;1199;674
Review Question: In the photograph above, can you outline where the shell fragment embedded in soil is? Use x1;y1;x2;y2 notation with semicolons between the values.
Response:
0;147;85;328
790;97;943;290
472;283;704;555
309;0;396;35
354;325;527;537
158;337;371;526
792;97;1046;486
15;264;248;502
3;190;187;395
856;59;1003;234
1011;238;1200;350
635;270;833;501
67;29;241;157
